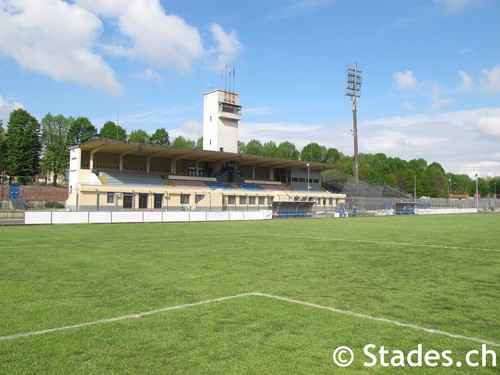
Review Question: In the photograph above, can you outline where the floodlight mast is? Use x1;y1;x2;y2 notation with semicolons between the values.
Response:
345;62;362;184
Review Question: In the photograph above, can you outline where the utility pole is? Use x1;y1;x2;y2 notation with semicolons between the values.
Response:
345;63;362;184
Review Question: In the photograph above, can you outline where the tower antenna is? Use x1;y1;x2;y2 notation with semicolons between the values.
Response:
345;62;362;184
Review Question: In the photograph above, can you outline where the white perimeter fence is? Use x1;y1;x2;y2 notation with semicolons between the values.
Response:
25;210;273;225
376;208;478;216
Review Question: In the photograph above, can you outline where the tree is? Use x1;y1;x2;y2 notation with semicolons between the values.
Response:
488;177;500;197
149;127;170;146
238;141;246;154
324;148;340;164
128;129;150;144
6;108;42;184
447;173;471;195
41;113;72;186
300;142;327;163
99;121;127;141
467;177;489;197
196;136;203;150
276;141;299;160
261;141;278;157
408;158;428;174
423;162;447;197
0;119;6;173
244;139;263;155
68;117;97;144
171;136;195;149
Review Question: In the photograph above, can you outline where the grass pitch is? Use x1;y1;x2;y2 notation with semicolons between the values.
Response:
0;214;498;373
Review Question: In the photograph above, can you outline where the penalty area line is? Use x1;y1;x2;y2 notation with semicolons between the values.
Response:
1;292;498;348
0;292;255;341
255;293;500;348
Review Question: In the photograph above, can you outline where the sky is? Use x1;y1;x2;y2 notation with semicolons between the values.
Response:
1;0;499;177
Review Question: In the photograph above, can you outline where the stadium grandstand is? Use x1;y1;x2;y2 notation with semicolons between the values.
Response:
66;89;345;213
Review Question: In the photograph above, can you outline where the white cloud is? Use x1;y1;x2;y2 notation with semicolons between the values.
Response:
430;97;454;112
435;0;475;13
476;116;500;138
402;100;416;111
170;120;202;140
0;0;123;95
0;0;222;93
238;108;500;177
77;0;204;73
265;0;335;20
394;71;417;90
458;70;473;91
131;68;164;82
0;95;24;124
208;23;243;71
243;106;273;117
480;65;500;94
239;122;324;146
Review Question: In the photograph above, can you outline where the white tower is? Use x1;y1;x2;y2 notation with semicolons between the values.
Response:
203;89;241;153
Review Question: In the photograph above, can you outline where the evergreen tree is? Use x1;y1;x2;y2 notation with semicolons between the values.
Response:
68;117;97;144
41;113;72;186
6;108;42;184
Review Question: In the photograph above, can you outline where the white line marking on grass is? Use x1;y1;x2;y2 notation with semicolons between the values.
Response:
0;293;255;341
269;234;500;253
1;292;498;348
254;293;500;348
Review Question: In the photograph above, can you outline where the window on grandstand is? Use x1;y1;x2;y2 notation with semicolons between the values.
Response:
195;194;205;203
139;194;148;209
107;193;114;204
154;194;163;209
267;197;273;205
180;194;190;204
313;179;320;183
123;194;133;209
188;167;205;177
228;195;236;205
258;196;265;205
239;196;247;205
249;196;256;205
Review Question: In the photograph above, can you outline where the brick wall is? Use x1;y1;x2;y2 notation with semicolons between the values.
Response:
0;186;68;202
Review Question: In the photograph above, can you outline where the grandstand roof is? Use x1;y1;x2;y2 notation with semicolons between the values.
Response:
75;139;336;171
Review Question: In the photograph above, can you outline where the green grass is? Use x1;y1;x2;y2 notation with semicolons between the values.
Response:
0;214;498;373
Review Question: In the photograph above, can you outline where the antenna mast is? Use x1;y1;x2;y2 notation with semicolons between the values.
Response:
345;62;362;184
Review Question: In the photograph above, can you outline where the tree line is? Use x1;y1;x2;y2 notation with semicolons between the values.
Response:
0;108;498;198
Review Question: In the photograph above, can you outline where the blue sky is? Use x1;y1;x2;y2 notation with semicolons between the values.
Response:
1;0;499;177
